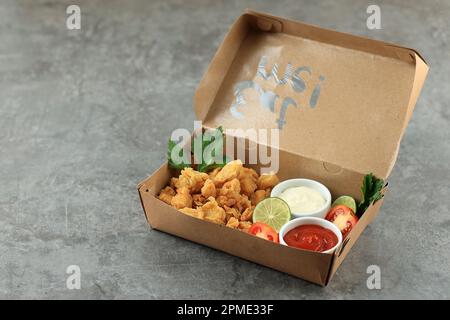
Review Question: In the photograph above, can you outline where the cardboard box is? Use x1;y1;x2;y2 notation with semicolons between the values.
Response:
138;10;428;286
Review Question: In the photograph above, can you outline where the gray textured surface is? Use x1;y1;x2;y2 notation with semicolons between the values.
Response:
0;0;449;299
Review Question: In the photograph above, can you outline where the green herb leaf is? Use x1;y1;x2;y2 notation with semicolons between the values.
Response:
167;127;229;172
167;138;190;170
198;155;231;173
357;173;384;217
196;126;228;172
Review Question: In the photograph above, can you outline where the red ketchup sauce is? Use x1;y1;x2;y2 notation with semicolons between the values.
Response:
283;224;338;252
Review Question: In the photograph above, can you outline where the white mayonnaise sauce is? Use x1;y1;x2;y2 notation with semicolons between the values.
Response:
279;186;325;213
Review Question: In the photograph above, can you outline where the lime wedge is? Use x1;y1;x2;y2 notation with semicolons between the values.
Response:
253;197;291;232
332;195;357;213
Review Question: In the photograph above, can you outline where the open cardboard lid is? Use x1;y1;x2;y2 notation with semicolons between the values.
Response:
194;10;428;179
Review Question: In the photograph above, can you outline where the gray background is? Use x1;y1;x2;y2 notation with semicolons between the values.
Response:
0;0;449;299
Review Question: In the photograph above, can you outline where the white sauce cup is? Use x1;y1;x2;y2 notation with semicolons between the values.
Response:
270;178;331;219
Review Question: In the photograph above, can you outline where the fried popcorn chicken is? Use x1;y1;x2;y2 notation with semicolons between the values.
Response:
219;178;241;203
170;177;179;189
201;197;226;225
176;167;208;193
251;189;267;206
201;179;216;198
208;167;221;180
239;177;257;196
158;186;176;205
238;167;259;196
179;207;204;219
226;217;240;229
192;194;206;207
159;160;280;233
240;207;253;221
238;221;252;232
224;205;241;221
238;167;258;181
214;160;243;185
235;194;252;213
217;195;237;207
257;173;279;190
170;187;192;209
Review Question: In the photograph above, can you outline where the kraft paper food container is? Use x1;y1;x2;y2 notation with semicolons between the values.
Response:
138;10;428;286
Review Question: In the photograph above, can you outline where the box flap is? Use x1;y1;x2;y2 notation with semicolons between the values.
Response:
194;10;428;179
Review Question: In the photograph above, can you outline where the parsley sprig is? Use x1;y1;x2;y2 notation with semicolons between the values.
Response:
357;173;384;216
167;127;229;172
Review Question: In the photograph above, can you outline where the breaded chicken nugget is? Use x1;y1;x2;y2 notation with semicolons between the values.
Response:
158;186;176;205
224;205;241;221
201;179;216;198
192;194;206;207
208;167;221;180
239;177;257;196
219;178;241;202
176;167;208;193
238;167;258;182
235;194;252;213
251;189;267;206
214;160;243;184
171;187;192;209
226;217;240;229
240;207;253;221
201;197;226;225
179;207;204;220
238;221;252;232
170;177;179;189
257;173;279;190
217;195;237;207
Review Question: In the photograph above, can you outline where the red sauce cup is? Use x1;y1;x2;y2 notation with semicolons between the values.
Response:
279;217;343;254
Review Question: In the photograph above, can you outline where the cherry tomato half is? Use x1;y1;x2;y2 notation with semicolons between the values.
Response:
248;222;279;243
325;205;358;239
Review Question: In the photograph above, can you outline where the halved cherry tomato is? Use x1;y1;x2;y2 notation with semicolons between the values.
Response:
325;205;358;239
248;222;279;243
